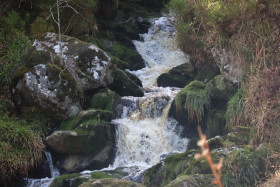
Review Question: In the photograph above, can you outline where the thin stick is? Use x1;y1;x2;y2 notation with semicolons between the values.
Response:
195;126;223;187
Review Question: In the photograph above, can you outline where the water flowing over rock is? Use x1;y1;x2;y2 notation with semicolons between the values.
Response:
129;17;189;88
12;33;114;121
112;88;188;168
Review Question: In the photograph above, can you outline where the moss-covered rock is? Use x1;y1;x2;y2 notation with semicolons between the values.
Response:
12;33;115;121
59;109;113;131
87;89;120;117
123;70;143;87
205;75;237;103
194;65;220;83
79;178;145;187
50;171;121;187
109;68;144;97
170;81;210;138
50;173;87;187
157;62;196;88
206;109;226;138
166;174;215;187
46;109;115;172
142;150;198;187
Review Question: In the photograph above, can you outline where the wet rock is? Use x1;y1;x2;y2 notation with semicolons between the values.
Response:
157;63;196;88
12;33;114;121
46;109;115;172
109;68;144;97
87;88;121;117
124;70;143;87
142;150;198;187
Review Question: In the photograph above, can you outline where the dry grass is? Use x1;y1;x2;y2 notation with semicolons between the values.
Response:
243;49;280;146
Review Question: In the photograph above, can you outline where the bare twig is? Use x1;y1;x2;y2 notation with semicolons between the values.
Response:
195;126;223;187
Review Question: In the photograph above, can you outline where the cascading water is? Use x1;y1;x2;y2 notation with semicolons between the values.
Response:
25;16;189;186
112;16;189;169
25;152;60;187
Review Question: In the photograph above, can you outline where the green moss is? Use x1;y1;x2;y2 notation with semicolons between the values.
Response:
88;89;120;116
175;80;210;124
111;43;144;70
90;171;114;179
205;75;237;102
79;178;144;187
222;149;264;187
50;173;84;187
109;68;144;97
60;109;113;131
206;109;226;138
142;150;198;187
225;88;245;128
166;174;215;187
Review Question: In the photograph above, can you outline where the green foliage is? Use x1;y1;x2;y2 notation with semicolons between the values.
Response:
0;30;30;86
0;115;45;183
1;11;25;33
222;149;264;187
30;16;55;39
225;89;245;128
206;109;226;138
175;81;210;124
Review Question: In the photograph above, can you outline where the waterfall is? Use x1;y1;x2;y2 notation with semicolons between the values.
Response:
44;152;60;178
112;16;189;169
25;152;60;187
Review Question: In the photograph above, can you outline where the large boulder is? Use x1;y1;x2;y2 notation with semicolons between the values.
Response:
46;109;115;172
12;33;114;121
157;62;196;88
109;68;144;97
205;75;237;105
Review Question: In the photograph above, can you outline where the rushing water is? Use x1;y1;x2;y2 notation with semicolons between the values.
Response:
25;152;60;187
26;16;189;186
112;16;189;169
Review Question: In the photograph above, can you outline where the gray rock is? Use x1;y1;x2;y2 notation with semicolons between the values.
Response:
13;33;114;120
211;48;242;84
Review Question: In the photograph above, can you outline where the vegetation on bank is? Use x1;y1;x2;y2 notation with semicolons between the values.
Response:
168;0;280;185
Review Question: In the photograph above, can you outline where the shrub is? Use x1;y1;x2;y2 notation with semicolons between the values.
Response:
0;30;30;86
222;149;264;187
0;115;45;184
175;81;210;124
225;88;245;129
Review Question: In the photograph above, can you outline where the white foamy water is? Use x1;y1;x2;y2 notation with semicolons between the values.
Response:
129;17;189;88
112;87;188;168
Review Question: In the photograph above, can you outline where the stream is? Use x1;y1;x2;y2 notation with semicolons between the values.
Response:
26;16;189;187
